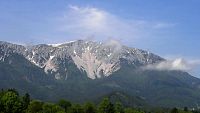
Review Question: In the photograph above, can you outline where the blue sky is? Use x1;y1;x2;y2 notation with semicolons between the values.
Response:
0;0;200;77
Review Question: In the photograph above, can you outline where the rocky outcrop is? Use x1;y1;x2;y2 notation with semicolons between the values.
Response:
0;40;164;79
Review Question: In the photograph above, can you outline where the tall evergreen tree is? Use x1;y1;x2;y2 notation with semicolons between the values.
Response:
83;102;96;113
58;99;71;112
22;93;30;110
114;102;124;113
26;100;43;113
98;98;115;113
171;108;178;113
184;107;188;112
68;104;84;113
42;103;64;113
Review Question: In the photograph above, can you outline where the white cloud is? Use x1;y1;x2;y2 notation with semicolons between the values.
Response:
144;58;200;71
56;5;175;43
58;5;134;41
67;5;107;31
104;39;122;53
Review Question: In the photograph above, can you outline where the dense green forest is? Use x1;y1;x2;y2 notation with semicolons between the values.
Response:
0;89;199;113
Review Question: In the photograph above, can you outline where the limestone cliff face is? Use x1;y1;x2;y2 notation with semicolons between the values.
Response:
0;40;164;79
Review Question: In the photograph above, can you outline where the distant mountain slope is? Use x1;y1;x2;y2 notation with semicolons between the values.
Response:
94;91;147;108
0;40;200;108
108;66;200;107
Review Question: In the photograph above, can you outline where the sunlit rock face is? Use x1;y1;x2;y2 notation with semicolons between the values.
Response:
0;40;164;80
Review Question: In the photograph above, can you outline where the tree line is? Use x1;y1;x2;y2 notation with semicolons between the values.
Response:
0;89;199;113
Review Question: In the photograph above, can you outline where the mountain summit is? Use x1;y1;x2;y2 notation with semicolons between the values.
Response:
0;40;163;79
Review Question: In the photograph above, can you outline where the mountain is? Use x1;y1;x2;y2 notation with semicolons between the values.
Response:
0;40;163;80
0;40;200;108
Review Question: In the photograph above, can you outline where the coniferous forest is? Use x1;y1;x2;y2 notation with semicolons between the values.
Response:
0;89;199;113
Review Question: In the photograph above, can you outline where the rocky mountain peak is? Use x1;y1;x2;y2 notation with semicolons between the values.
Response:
0;40;164;79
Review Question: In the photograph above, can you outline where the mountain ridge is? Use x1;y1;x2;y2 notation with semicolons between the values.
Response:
0;40;164;79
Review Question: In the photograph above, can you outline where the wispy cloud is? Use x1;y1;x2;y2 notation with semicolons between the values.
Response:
58;5;135;41
144;58;200;71
55;5;175;43
104;39;122;54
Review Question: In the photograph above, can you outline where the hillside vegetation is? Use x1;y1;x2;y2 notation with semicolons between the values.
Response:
0;89;198;113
